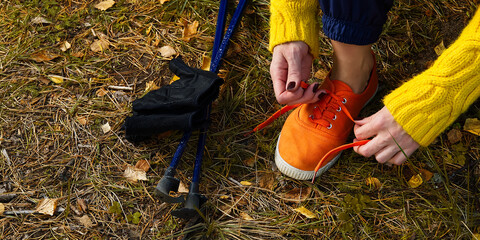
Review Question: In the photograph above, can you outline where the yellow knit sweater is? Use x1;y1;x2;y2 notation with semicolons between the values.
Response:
270;1;480;146
383;8;480;146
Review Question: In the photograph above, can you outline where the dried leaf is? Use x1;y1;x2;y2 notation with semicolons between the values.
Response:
135;160;150;172
76;199;88;213
182;20;199;42
219;195;229;200
201;55;211;71
76;215;94;228
101;122;111;134
258;173;275;190
434;40;446;56
284;187;312;201
240;181;252;186
31;16;51;24
294;206;316;219
48;75;64;84
419;169;433;182
60;41;71;52
407;174;423;188
314;68;328;79
447;129;462;144
96;88;108;97
35;198;58;216
0;203;4;215
72;51;85;58
124;165;147;183
94;0;115;11
365;177;381;190
90;38;109;52
178;181;189;193
243;157;255;167
239;212;254;221
30;50;61;62
160;0;170;4
159;45;176;58
473;233;480;240
464;118;480;136
77;116;88;125
144;81;160;94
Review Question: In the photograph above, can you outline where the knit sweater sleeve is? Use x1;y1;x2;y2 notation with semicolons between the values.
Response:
383;8;480;146
269;0;320;57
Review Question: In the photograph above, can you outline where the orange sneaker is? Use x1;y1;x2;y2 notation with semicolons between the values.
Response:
274;57;378;180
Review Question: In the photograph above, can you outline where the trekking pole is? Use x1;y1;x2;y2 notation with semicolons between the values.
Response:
171;0;247;219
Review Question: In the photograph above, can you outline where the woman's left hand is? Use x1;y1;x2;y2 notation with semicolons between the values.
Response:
353;106;420;165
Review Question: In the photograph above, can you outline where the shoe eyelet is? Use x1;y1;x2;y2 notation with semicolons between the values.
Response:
332;115;337;120
337;106;342;112
342;98;347;104
327;123;332;129
309;114;314;120
313;106;318;110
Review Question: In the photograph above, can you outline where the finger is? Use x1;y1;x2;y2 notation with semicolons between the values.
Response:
286;83;323;105
374;146;400;164
386;151;408;166
354;135;387;158
276;86;304;105
354;117;379;140
284;51;306;92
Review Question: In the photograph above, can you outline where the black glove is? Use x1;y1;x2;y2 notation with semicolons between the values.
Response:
123;57;223;141
131;57;223;114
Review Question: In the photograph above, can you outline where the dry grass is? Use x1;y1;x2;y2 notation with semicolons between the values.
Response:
0;0;479;239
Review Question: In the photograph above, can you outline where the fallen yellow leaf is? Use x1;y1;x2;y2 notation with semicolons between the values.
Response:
160;0;170;4
240;181;252;186
473;233;480;240
48;75;64;84
90;38;109;52
365;177;381;190
464;118;480;136
96;88;108;97
294;206;316;219
144;81;160;94
201;55;211;71
434;40;446;56
30;50;61;62
124;165;148;183
36;198;58;216
76;215;94;228
159;45;176;58
94;0;115;11
407;174;423;188
182;20;199;42
314;68;329;80
178;181;189;193
239;212;254;221
60;41;71;52
135;160;150;172
101;122;111;134
419;169;433;182
77;116;88;125
0;203;4;215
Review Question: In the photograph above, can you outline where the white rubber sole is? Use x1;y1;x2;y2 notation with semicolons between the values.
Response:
274;134;342;180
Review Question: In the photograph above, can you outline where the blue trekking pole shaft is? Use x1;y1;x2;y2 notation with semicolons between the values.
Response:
191;0;247;184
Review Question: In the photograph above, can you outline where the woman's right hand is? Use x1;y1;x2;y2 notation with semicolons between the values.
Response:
270;41;323;105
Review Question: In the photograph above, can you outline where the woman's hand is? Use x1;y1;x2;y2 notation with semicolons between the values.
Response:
270;41;323;105
353;106;420;165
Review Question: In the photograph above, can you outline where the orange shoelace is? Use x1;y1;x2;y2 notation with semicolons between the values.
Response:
249;81;370;183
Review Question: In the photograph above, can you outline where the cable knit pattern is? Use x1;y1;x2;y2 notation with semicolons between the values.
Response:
269;0;320;57
384;8;480;146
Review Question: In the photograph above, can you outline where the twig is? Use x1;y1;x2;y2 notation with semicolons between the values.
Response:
108;85;133;91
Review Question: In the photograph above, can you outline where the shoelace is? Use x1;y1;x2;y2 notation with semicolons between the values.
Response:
249;81;370;183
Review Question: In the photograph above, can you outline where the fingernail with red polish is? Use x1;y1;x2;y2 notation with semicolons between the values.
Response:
287;82;296;91
312;83;319;93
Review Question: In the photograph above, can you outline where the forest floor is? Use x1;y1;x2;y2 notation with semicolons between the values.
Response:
0;0;479;239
